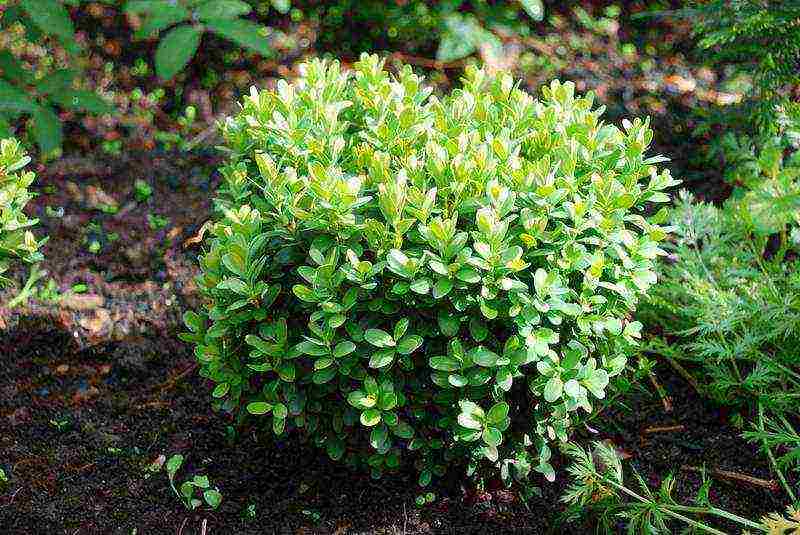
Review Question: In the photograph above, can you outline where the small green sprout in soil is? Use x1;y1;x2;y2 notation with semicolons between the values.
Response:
163;454;222;511
147;214;170;230
134;179;153;202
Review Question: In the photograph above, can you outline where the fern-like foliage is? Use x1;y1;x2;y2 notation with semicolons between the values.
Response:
640;131;800;501
561;441;800;534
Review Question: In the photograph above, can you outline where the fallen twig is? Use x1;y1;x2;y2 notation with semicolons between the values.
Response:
643;424;686;434
648;369;674;413
681;465;780;493
153;363;198;393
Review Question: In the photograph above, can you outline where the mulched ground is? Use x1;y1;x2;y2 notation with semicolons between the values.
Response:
0;147;792;534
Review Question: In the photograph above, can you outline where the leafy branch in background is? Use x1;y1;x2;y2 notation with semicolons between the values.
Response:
689;0;800;133
124;0;275;80
560;441;800;534
436;0;544;63
302;0;544;64
0;0;113;157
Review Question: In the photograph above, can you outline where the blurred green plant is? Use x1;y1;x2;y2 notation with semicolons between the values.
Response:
688;0;800;132
124;0;274;80
0;0;114;157
299;0;544;62
645;0;800;141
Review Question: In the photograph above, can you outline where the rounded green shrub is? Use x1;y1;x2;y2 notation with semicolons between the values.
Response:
0;138;44;287
185;55;677;485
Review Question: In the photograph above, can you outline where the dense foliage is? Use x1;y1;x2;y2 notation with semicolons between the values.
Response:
184;54;677;485
0;136;43;287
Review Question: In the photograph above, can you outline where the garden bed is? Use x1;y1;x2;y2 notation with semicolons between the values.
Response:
0;150;788;534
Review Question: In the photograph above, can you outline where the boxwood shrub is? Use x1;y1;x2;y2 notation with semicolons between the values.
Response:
0;138;44;287
184;55;677;486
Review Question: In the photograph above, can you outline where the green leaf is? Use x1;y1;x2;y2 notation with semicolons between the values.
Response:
246;401;272;415
211;383;229;398
326;438;345;460
469;346;499;367
457;406;483;430
418;469;432;487
563;379;582;399
519;0;544;21
292;284;317;302
295;340;328;356
0;80;36;113
468;317;488;342
34;69;78;97
347;390;375;409
543;376;563;402
409;277;430;294
456;268;481;283
583;369;609;399
51;90;113;114
396;335;422;355
183;310;203;332
333;340;356;358
369;349;395;369
369;423;388;449
312;367;336;384
154;24;203;80
205;18;271;56
194;0;252;21
387;249;413;278
364;328;395;348
378;391;398;411
392;420;414;439
0;51;31;84
482;427;502;447
438;312;460;337
272;402;287;419
166;454;183;479
394;318;409;340
130;4;191;39
429;355;460;372
432;277;453;298
31;105;63;157
360;409;381;427
21;0;75;41
448;374;468;387
203;488;222;509
486;402;509;424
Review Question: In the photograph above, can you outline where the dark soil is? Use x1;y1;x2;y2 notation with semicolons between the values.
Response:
0;151;792;535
